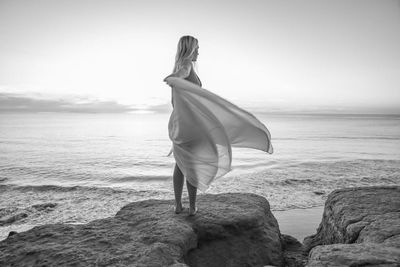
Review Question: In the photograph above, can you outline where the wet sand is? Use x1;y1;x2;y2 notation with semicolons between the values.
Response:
273;206;324;242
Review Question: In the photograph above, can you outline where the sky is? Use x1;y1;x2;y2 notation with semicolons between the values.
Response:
0;0;399;114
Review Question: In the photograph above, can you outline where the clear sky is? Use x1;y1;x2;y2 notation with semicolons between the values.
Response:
1;0;399;113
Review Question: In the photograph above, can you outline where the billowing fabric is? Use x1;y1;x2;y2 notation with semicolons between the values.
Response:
167;77;273;192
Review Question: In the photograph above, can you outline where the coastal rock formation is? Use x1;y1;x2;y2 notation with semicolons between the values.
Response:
31;202;58;211
0;193;284;267
307;243;400;266
0;212;28;226
304;186;400;266
281;234;307;267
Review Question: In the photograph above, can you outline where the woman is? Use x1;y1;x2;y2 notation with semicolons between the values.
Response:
164;36;201;216
164;35;273;216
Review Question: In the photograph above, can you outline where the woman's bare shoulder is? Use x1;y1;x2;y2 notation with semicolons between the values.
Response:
174;59;192;78
180;59;192;69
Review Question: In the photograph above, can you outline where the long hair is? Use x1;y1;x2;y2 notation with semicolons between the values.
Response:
173;35;198;72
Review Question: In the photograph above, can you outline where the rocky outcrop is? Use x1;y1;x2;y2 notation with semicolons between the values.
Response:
281;234;307;267
0;193;284;267
307;243;400;266
0;212;28;226
31;202;58;211
0;202;58;227
304;186;400;266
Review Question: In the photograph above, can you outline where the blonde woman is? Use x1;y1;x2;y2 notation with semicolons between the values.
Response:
164;36;201;215
164;35;273;216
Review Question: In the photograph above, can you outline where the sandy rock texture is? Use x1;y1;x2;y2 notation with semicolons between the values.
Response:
281;234;307;267
304;186;400;266
0;193;284;267
307;243;400;267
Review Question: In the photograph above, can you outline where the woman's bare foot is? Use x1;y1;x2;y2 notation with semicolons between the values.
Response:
189;207;198;216
174;203;184;214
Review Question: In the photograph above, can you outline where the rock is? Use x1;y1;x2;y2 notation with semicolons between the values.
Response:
0;212;28;226
0;207;18;219
304;186;400;266
281;234;307;267
31;203;57;211
304;186;400;250
307;243;400;266
0;193;284;267
7;231;18;238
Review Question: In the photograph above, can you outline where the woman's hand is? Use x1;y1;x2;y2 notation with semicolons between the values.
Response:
164;74;179;87
163;74;176;82
164;60;191;83
163;75;173;87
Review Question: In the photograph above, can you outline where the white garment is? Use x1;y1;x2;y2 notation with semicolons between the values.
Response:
166;77;273;192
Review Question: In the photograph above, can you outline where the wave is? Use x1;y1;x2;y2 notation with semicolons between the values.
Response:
314;136;400;140
0;184;131;193
0;175;172;193
280;178;315;185
275;136;400;141
111;175;171;183
273;158;400;167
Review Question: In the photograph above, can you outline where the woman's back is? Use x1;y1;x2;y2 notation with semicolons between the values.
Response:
185;66;202;87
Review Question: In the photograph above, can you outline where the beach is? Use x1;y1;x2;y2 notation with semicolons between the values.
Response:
1;112;399;242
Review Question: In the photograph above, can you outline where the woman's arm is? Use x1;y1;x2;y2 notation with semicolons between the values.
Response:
164;60;192;107
163;59;192;81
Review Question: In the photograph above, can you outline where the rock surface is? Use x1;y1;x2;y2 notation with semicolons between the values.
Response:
31;202;58;211
304;186;400;266
0;212;28;226
307;243;400;267
0;193;284;267
281;234;307;267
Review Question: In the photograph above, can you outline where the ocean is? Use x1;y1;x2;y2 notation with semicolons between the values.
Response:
1;112;399;240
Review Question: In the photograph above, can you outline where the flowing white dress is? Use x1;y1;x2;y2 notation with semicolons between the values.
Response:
166;69;273;192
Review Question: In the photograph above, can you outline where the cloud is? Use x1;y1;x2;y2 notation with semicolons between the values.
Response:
0;92;171;113
2;92;398;115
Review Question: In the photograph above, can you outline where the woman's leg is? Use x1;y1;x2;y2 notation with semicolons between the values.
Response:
186;179;197;215
173;164;184;212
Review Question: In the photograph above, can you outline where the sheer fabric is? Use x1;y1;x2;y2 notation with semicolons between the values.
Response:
166;77;273;191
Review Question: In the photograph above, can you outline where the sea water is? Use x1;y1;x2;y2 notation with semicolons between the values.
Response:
1;112;399;239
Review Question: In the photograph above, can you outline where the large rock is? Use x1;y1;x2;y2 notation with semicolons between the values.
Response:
304;186;400;266
0;193;283;267
307;243;400;266
281;234;307;267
